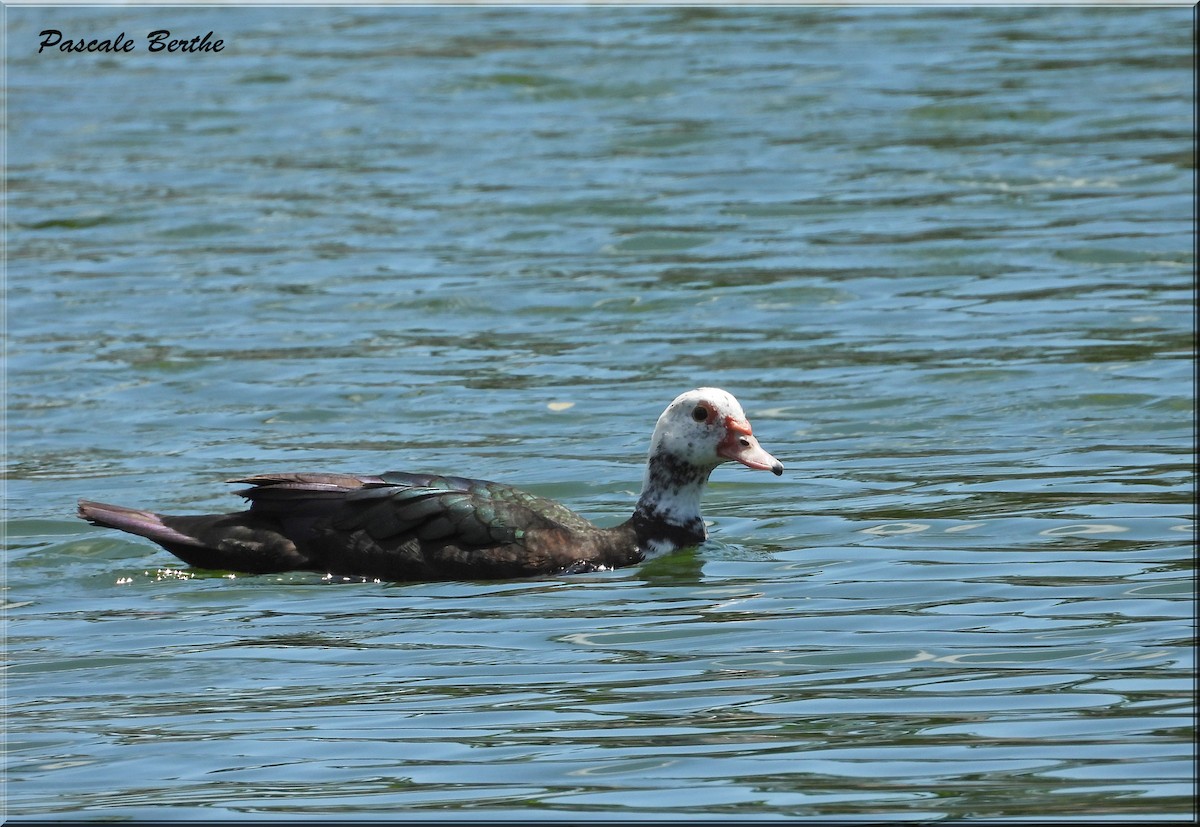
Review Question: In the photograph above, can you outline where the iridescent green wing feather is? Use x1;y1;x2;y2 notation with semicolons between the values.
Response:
332;472;595;546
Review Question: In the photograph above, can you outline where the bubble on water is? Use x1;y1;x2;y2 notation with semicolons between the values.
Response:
862;522;930;535
1039;524;1129;537
944;522;986;533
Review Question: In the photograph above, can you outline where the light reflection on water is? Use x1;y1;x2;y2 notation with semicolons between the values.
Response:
5;4;1194;821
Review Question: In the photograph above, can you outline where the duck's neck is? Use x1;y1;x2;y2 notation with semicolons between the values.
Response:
629;452;714;554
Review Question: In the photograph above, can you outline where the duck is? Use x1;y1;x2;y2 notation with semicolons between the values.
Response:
77;388;783;581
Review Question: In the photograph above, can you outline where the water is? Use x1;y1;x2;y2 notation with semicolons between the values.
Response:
5;5;1194;821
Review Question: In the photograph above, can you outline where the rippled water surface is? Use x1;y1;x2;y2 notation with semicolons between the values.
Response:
5;5;1195;821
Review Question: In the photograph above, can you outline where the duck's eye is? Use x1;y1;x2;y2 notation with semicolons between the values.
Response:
692;405;708;422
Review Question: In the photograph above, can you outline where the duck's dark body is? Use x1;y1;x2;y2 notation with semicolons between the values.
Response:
79;472;649;580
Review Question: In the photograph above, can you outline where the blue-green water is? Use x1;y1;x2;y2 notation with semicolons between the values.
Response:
5;5;1194;821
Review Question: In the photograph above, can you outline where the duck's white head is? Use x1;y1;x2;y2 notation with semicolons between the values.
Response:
648;387;783;476
632;388;783;554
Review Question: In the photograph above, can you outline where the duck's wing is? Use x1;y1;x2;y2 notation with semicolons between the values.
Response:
238;471;595;540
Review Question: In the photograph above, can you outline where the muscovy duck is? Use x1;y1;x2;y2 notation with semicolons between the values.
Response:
77;388;783;580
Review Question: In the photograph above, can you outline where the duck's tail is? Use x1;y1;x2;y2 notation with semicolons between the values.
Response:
78;500;203;548
77;499;309;574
